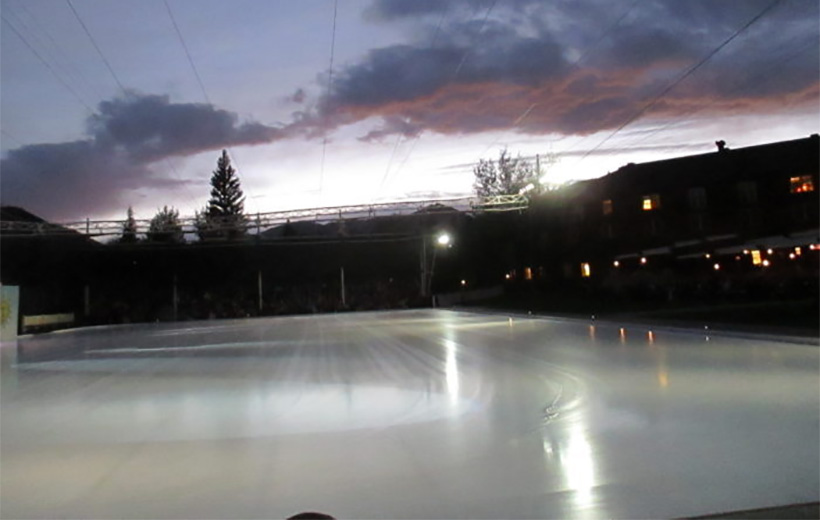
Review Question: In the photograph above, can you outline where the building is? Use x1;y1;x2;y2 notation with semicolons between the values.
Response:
528;134;819;298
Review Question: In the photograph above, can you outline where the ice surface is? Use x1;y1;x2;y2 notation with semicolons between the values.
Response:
1;310;818;519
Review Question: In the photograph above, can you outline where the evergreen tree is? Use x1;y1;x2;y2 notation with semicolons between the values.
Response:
121;206;138;243
147;206;184;243
205;149;246;239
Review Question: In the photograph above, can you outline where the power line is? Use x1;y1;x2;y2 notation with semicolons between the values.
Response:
486;0;640;161
374;9;448;202
319;0;339;195
383;0;498;196
1;15;94;113
162;0;211;105
65;0;127;94
161;0;257;215
8;3;106;104
575;0;783;164
624;35;817;149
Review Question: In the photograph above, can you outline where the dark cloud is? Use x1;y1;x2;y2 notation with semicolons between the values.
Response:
291;88;306;104
359;116;423;142
310;0;819;139
88;93;283;162
1;93;286;220
364;0;450;21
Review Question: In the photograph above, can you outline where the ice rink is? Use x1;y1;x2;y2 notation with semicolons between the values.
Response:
1;310;818;519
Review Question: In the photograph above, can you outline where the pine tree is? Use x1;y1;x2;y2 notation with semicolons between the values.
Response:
121;206;138;243
205;150;246;239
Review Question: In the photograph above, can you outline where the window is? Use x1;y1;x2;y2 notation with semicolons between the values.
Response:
790;175;815;193
580;262;591;278
688;187;707;211
689;214;705;233
646;217;661;236
737;181;757;204
602;199;613;215
572;206;585;222
642;194;661;211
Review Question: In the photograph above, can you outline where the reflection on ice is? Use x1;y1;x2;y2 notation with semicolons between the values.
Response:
444;339;460;404
543;420;597;510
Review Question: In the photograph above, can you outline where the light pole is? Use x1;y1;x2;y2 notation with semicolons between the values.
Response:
420;232;452;301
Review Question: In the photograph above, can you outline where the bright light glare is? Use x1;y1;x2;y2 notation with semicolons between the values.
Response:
436;233;451;246
444;339;459;403
713;263;720;271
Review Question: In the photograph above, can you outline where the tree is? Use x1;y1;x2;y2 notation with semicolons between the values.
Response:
473;149;541;198
147;206;184;243
120;206;138;243
202;149;246;239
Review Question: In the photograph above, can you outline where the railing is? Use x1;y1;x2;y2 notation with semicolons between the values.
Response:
0;195;530;237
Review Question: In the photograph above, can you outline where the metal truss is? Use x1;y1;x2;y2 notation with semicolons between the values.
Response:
0;195;530;238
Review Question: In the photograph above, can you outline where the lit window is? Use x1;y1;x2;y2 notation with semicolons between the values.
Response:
642;194;661;211
602;199;613;215
524;267;533;280
580;262;591;278
790;175;815;193
751;250;762;266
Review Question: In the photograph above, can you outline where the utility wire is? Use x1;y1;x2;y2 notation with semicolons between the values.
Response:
162;0;257;214
65;0;127;93
491;0;640;161
163;0;211;105
575;0;783;164
319;0;339;195
624;35;817;149
375;10;448;201
8;4;105;104
1;15;94;113
384;0;498;195
66;0;203;215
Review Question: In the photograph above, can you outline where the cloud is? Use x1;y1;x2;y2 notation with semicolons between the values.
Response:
364;0;452;21
1;93;287;220
359;116;423;142
88;93;284;162
307;0;820;140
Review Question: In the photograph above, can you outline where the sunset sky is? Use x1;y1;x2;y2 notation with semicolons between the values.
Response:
1;0;818;222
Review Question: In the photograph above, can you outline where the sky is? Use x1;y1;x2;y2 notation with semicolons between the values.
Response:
1;0;818;222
